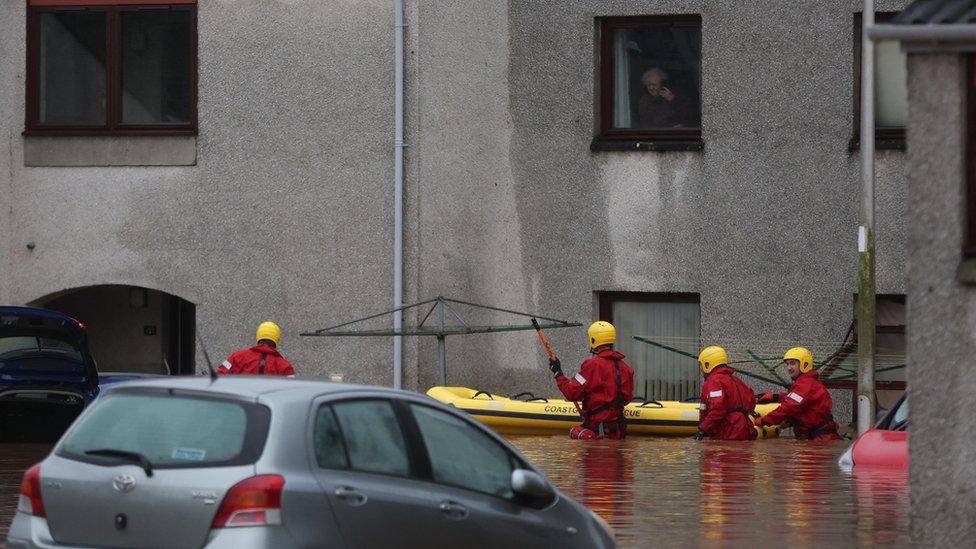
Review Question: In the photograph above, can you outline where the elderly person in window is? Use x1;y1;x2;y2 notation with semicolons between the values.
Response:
638;67;693;128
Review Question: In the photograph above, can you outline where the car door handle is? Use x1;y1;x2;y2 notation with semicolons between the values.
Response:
439;500;469;521
334;486;367;506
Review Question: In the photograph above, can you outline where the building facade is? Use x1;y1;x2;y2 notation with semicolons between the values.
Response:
1;1;909;412
876;0;976;544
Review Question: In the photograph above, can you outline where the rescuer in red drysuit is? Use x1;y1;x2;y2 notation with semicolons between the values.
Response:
755;347;841;440
695;346;757;441
550;321;634;440
217;321;296;377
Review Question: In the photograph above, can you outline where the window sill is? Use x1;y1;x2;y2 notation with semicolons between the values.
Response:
23;134;197;167
590;138;703;152
848;137;906;152
956;258;976;285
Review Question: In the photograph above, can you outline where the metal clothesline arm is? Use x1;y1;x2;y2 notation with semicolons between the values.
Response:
309;297;440;334
301;322;580;337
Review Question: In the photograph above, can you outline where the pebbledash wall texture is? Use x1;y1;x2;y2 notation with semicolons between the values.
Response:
904;52;976;546
1;0;908;413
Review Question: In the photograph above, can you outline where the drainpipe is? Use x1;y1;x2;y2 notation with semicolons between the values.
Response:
392;0;405;389
857;0;877;436
869;24;976;43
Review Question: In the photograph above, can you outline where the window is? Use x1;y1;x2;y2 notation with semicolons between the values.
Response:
326;400;411;476
852;12;908;149
598;292;701;401
594;15;702;150
26;0;197;134
967;55;976;256
60;393;270;467
410;404;515;498
313;405;349;470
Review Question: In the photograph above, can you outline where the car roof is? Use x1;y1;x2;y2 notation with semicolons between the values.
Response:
0;306;85;334
101;375;407;401
0;306;78;322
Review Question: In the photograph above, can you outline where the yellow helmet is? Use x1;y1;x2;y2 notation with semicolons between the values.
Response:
587;321;616;350
783;347;814;373
256;321;282;346
698;346;728;374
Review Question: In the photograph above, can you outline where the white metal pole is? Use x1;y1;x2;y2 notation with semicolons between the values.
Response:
857;0;877;436
392;0;405;390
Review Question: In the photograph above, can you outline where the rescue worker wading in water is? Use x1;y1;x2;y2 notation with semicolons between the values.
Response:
549;321;634;440
755;347;841;440
695;346;757;441
217;321;296;377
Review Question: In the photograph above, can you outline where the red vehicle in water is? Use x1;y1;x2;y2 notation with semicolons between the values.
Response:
839;393;908;468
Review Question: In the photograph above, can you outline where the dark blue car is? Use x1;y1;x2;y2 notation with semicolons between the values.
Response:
0;306;99;441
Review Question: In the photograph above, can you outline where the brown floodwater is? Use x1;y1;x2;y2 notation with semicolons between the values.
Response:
1;438;908;547
509;436;909;548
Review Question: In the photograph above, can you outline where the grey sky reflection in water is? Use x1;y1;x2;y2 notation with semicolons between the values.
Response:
508;436;909;548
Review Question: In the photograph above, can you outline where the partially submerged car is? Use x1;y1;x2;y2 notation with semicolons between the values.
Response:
0;307;98;441
838;393;908;468
7;377;615;548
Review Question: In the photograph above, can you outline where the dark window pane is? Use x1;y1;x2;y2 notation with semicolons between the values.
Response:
121;10;191;124
38;12;106;125
332;400;410;476
410;405;514;498
611;26;701;130
313;405;349;469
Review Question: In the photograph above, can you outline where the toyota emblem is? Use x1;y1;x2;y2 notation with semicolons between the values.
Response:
112;475;136;493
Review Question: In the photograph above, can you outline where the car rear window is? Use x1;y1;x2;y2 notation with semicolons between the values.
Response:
59;392;270;468
0;335;84;364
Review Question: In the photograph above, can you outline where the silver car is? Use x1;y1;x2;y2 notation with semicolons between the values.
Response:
6;377;615;548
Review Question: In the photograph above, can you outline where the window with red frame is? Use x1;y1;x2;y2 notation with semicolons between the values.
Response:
595;15;702;147
26;0;197;134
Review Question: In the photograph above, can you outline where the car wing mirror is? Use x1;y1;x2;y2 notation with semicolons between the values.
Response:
511;469;555;506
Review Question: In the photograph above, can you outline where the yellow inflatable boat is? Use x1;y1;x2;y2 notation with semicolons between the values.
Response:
427;386;780;438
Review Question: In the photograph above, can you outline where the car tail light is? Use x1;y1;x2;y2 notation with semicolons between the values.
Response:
211;475;285;528
17;463;45;517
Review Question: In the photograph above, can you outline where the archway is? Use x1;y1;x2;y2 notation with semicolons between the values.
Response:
32;285;195;375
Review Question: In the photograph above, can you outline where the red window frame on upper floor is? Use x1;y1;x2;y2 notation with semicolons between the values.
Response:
25;0;197;135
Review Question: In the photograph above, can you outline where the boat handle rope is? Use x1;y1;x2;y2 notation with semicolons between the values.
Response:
639;399;664;408
510;391;549;403
472;391;494;400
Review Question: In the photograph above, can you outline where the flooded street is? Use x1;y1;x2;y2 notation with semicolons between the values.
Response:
509;436;909;548
1;444;50;540
1;438;908;547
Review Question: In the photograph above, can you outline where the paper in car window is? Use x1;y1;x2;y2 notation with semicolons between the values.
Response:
172;447;207;461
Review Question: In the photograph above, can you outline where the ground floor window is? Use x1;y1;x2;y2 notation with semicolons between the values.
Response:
598;292;700;401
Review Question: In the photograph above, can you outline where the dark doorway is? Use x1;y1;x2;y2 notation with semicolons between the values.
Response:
34;285;195;375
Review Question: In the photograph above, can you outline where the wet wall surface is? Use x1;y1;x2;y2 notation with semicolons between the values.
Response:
1;438;907;547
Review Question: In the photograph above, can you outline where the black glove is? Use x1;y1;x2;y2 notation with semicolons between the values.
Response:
548;358;563;378
693;429;707;441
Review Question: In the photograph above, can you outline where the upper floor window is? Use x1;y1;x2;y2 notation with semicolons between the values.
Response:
26;0;197;134
966;55;976;257
594;15;702;151
853;12;907;149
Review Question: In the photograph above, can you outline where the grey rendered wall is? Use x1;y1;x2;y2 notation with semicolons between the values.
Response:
412;0;909;399
0;4;17;306
905;53;975;546
1;0;403;386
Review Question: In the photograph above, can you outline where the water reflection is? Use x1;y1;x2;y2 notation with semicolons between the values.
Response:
509;437;909;548
0;439;908;547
